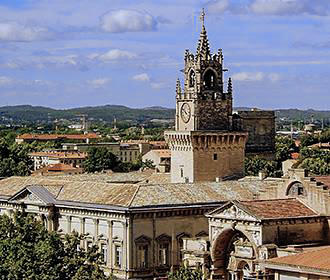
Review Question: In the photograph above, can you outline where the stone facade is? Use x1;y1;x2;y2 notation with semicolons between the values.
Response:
165;131;247;183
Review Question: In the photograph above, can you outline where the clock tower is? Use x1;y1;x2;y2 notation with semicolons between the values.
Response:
165;10;248;183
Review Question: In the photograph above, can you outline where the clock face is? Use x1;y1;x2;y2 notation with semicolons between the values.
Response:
180;103;191;123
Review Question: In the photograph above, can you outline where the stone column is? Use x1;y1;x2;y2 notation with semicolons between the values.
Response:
127;217;133;278
67;216;71;233
94;219;98;239
80;218;84;249
122;221;128;271
108;221;113;270
171;227;175;268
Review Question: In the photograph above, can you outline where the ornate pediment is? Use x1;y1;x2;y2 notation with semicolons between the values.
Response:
207;201;259;222
135;235;151;244
9;185;55;205
11;189;43;204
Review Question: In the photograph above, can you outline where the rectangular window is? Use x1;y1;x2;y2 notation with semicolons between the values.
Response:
213;153;218;160
138;245;148;268
115;245;122;267
71;217;80;233
100;244;108;265
58;217;68;233
180;168;184;178
159;243;169;266
98;220;108;236
84;218;94;235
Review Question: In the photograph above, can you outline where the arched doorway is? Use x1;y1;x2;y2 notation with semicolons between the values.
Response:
211;228;256;280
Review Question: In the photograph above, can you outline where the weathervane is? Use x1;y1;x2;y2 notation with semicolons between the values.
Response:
199;8;205;27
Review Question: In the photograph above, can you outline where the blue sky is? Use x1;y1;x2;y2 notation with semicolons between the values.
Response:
0;0;329;110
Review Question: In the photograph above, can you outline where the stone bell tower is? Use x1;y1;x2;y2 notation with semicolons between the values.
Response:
165;10;247;183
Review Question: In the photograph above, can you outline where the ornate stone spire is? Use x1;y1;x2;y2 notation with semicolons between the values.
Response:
196;8;211;60
227;77;232;95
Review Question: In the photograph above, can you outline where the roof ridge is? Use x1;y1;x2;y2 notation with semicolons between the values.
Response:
128;184;141;207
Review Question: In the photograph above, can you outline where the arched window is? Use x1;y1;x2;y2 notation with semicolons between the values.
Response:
203;69;217;89
189;70;195;87
286;181;306;197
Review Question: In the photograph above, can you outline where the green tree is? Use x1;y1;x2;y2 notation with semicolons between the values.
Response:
0;211;111;280
298;147;330;175
275;136;296;162
300;134;318;147
244;157;282;178
168;266;203;280
0;140;32;177
84;147;119;173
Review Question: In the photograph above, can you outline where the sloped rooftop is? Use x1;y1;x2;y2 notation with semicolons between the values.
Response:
266;246;330;273
0;174;270;209
239;198;318;219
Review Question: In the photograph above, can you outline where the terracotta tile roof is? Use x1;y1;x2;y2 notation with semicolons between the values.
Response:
0;176;138;207
152;149;171;157
291;152;300;160
29;151;87;159
0;175;268;208
314;176;330;188
309;142;330;149
239;198;318;219
17;133;100;140
46;163;79;171
267;246;330;273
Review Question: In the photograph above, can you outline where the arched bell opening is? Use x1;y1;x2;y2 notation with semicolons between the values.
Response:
203;69;217;89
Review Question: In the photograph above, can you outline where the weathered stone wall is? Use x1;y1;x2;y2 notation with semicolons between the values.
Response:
262;219;326;245
237;110;275;154
197;98;232;131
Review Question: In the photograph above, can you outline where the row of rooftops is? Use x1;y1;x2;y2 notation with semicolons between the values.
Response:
16;133;100;141
29;151;87;159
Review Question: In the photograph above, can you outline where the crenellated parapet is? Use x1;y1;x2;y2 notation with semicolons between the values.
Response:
165;131;247;152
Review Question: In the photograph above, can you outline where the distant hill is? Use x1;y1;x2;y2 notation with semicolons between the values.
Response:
0;105;329;124
0;105;175;123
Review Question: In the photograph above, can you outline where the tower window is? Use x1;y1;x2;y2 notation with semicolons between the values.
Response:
213;153;218;160
203;69;216;89
180;168;184;178
189;70;195;87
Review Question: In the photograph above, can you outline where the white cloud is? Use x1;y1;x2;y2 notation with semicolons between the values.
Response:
151;82;167;89
206;0;330;16
133;73;150;82
230;60;330;67
100;9;157;33
232;72;265;82
268;73;281;82
206;0;230;14
97;49;137;62
0;76;13;86
0;22;53;42
88;78;111;88
250;0;330;16
232;72;280;82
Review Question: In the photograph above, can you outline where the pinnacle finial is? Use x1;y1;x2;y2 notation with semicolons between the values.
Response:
176;78;182;96
200;8;205;27
227;77;232;94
